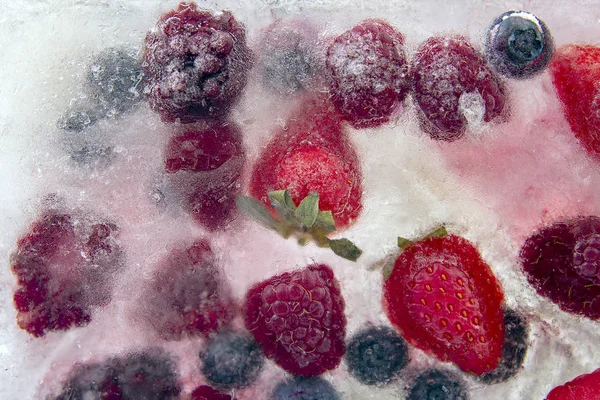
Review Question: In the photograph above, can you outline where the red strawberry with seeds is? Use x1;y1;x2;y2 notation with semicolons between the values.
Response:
383;229;505;375
248;95;362;229
550;45;600;158
10;209;122;337
545;368;600;400
244;264;346;376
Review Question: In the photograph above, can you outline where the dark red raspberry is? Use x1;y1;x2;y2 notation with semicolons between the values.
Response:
248;95;362;228
143;2;252;123
191;385;234;400
244;264;346;377
326;19;410;129
164;121;245;230
520;216;600;319
412;36;508;141
10;210;122;337
135;239;235;340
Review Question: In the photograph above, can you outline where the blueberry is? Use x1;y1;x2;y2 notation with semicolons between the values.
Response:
486;11;553;79
200;331;264;389
345;325;409;385
86;47;145;115
57;106;101;133
262;49;315;94
53;362;118;400
479;309;529;384
408;370;468;400
271;377;340;400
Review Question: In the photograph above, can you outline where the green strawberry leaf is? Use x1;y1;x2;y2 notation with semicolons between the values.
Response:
314;210;336;234
426;225;448;238
295;192;320;228
397;237;413;250
236;195;279;229
328;238;363;262
268;189;296;210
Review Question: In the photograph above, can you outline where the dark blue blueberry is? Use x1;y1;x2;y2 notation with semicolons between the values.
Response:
479;309;529;384
262;49;315;94
200;331;264;389
57;106;101;133
86;47;145;114
271;377;340;400
486;11;553;79
345;325;409;385
54;362;117;400
408;370;467;400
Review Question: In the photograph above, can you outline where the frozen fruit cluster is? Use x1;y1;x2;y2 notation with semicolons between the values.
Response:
142;2;251;123
10;208;122;337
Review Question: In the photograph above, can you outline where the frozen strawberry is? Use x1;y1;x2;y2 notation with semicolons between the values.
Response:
550;45;600;158
191;385;234;400
164;121;245;230
248;95;362;229
244;264;346;377
520;216;600;320
412;36;508;141
10;209;122;337
135;239;235;340
545;368;600;400
383;230;505;375
326;19;410;129
143;2;252;123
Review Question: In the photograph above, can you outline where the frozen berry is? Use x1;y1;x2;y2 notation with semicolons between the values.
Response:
200;331;264;389
257;19;321;94
520;216;600;319
345;325;409;386
412;36;508;141
479;309;529;384
271;377;340;400
326;19;410;129
10;209;122;337
135;239;235;340
53;362;120;400
57;106;101;133
143;2;252;123
486;11;553;79
164;121;245;230
191;385;235;400
244;264;346;377
408;369;468;400
545;368;600;400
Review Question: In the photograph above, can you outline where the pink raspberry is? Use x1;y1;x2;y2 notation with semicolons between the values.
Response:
244;264;346;376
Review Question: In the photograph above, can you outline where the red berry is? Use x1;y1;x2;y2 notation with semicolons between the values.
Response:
520;216;600;319
10;210;122;337
143;2;252;123
136;239;235;340
412;36;508;141
164;121;245;230
244;264;346;376
550;45;600;158
249;95;362;228
191;385;235;400
326;19;410;129
545;368;600;400
383;233;505;375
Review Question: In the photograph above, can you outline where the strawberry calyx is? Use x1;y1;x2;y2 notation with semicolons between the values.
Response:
236;189;362;261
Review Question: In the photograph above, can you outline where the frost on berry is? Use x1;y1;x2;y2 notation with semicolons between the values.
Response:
134;239;235;340
412;36;508;141
326;19;410;129
10;209;123;337
143;2;252;123
244;264;346;376
520;216;600;319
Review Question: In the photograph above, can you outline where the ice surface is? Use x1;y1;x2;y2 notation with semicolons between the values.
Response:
2;0;600;399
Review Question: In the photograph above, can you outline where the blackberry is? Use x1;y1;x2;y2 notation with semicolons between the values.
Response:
345;325;409;385
143;2;252;123
200;331;264;389
479;309;529;384
271;377;340;400
486;11;553;79
407;369;468;400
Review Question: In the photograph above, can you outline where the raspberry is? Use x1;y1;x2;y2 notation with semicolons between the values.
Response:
164;121;245;230
520;216;600;319
326;19;410;129
135;239;235;340
412;36;508;141
10;210;122;337
407;369;467;400
191;385;235;400
143;2;252;123
545;368;600;400
244;264;346;377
